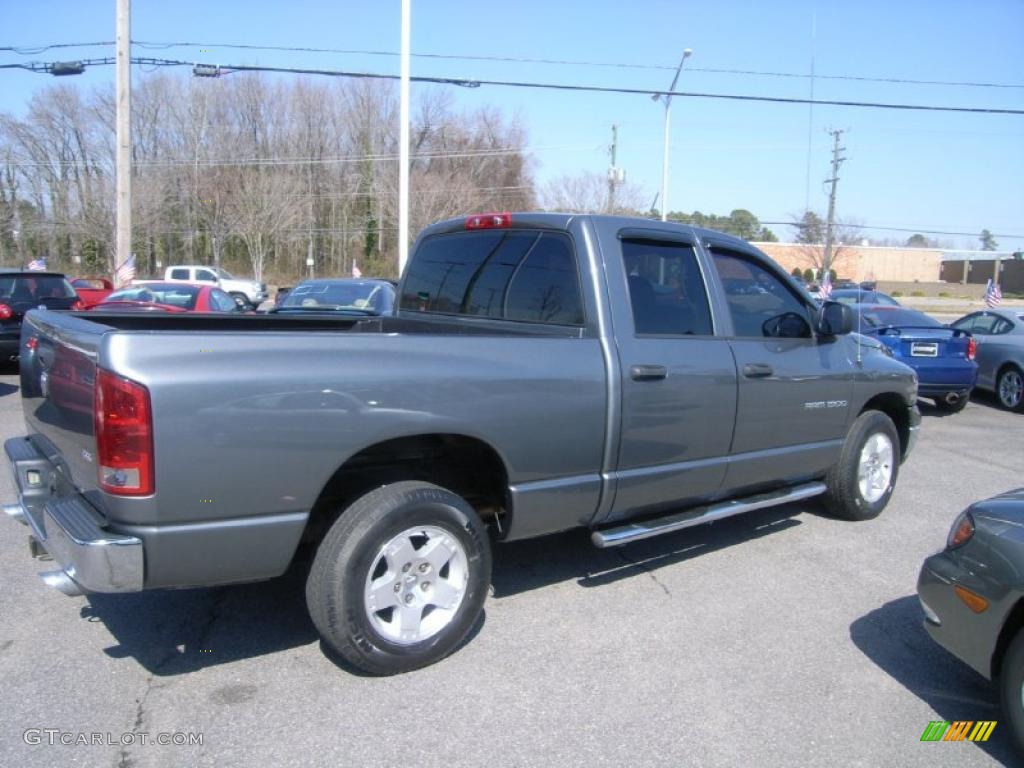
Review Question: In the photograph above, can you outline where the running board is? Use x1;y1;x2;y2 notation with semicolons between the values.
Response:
591;482;827;548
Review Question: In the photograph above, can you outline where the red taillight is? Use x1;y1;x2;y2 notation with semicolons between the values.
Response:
94;369;154;496
967;337;977;361
71;299;85;311
465;212;512;230
0;303;12;320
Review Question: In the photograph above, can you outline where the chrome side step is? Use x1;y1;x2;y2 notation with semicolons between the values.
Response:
591;482;827;548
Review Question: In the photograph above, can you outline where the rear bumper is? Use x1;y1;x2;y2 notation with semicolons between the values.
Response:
4;437;143;594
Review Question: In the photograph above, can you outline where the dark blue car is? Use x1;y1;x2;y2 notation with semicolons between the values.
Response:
854;305;978;413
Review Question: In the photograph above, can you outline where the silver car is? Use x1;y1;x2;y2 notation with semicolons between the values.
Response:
951;309;1024;411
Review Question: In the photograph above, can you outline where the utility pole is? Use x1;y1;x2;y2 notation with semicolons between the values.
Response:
115;0;131;276
822;128;845;279
607;124;620;213
397;0;411;276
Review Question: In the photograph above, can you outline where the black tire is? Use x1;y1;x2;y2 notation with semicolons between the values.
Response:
1001;629;1024;756
997;366;1024;412
933;391;970;414
306;481;491;676
230;292;254;310
822;409;900;521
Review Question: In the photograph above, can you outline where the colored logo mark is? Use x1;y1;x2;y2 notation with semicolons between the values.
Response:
920;720;997;742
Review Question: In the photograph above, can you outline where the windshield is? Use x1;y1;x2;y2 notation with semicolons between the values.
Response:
106;284;200;310
280;281;393;313
0;275;76;300
215;268;235;279
856;307;941;329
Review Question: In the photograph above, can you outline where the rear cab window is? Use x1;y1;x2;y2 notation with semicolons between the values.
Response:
400;230;584;326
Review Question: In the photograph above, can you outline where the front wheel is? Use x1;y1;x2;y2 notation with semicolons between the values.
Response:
306;481;492;675
1001;629;1024;755
997;366;1024;412
823;410;900;521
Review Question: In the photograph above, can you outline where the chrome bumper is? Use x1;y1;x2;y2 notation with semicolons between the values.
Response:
4;437;143;595
904;405;922;460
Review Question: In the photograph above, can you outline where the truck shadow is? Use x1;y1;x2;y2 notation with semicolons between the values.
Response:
849;595;1015;765
83;502;808;677
493;502;805;597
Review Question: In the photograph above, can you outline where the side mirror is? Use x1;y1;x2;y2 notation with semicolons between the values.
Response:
817;301;854;336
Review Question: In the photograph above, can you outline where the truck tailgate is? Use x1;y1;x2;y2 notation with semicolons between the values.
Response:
19;309;108;497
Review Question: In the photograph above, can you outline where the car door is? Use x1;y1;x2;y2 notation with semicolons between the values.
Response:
603;231;738;523
705;243;854;494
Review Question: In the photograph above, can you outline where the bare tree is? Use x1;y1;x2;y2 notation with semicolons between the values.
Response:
541;171;647;214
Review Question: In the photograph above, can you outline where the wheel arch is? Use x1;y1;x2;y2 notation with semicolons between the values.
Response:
301;433;510;547
859;393;911;461
991;597;1024;680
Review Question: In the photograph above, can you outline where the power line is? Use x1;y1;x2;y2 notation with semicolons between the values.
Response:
32;57;1020;116
762;221;1024;239
5;39;1024;89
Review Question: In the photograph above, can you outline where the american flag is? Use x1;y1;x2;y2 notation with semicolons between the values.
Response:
818;270;832;299
27;258;46;272
984;278;1002;308
115;254;136;288
351;261;362;278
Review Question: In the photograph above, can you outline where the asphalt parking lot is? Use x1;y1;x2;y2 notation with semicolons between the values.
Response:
0;370;1021;768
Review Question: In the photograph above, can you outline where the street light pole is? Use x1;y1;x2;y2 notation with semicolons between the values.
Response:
654;48;692;222
115;0;132;275
398;0;411;276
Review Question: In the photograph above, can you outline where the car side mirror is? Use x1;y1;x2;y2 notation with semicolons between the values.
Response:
817;301;853;336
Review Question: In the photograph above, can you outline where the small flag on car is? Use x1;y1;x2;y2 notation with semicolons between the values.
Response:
27;258;46;271
985;278;1002;308
819;270;832;299
352;261;362;278
115;253;136;288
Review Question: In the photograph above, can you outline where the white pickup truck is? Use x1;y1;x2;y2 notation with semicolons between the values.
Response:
162;265;268;308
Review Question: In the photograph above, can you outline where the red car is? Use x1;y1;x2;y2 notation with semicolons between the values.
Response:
69;277;114;308
92;282;243;313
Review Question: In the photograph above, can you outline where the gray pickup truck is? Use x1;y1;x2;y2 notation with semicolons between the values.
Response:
4;213;920;675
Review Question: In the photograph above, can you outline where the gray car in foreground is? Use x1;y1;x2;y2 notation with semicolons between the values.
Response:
5;213;919;675
918;488;1024;754
951;309;1024;411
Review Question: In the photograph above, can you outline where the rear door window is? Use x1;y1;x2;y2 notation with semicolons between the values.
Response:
400;230;584;326
621;239;713;335
169;268;189;280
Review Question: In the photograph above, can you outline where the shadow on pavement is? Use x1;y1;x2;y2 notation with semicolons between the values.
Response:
850;595;1016;765
0;382;18;397
82;500;811;677
492;501;805;597
85;559;320;677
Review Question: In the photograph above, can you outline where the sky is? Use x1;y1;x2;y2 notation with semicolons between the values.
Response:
2;0;1022;251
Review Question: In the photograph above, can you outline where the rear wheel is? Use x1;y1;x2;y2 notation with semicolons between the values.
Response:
823;410;899;521
1000;629;1024;755
230;292;255;310
997;366;1024;412
306;481;492;675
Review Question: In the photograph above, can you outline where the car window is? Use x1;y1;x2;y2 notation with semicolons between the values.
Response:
210;289;238;312
993;318;1014;335
400;230;584;326
711;249;811;338
169;268;189;280
196;269;217;282
621;238;713;335
953;313;997;334
108;285;199;309
858;307;941;328
0;275;76;300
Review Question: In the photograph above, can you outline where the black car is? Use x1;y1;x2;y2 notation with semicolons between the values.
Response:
270;278;396;316
918;489;1024;754
0;271;80;361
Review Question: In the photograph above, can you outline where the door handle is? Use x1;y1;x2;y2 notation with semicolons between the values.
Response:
742;363;773;378
630;364;668;381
